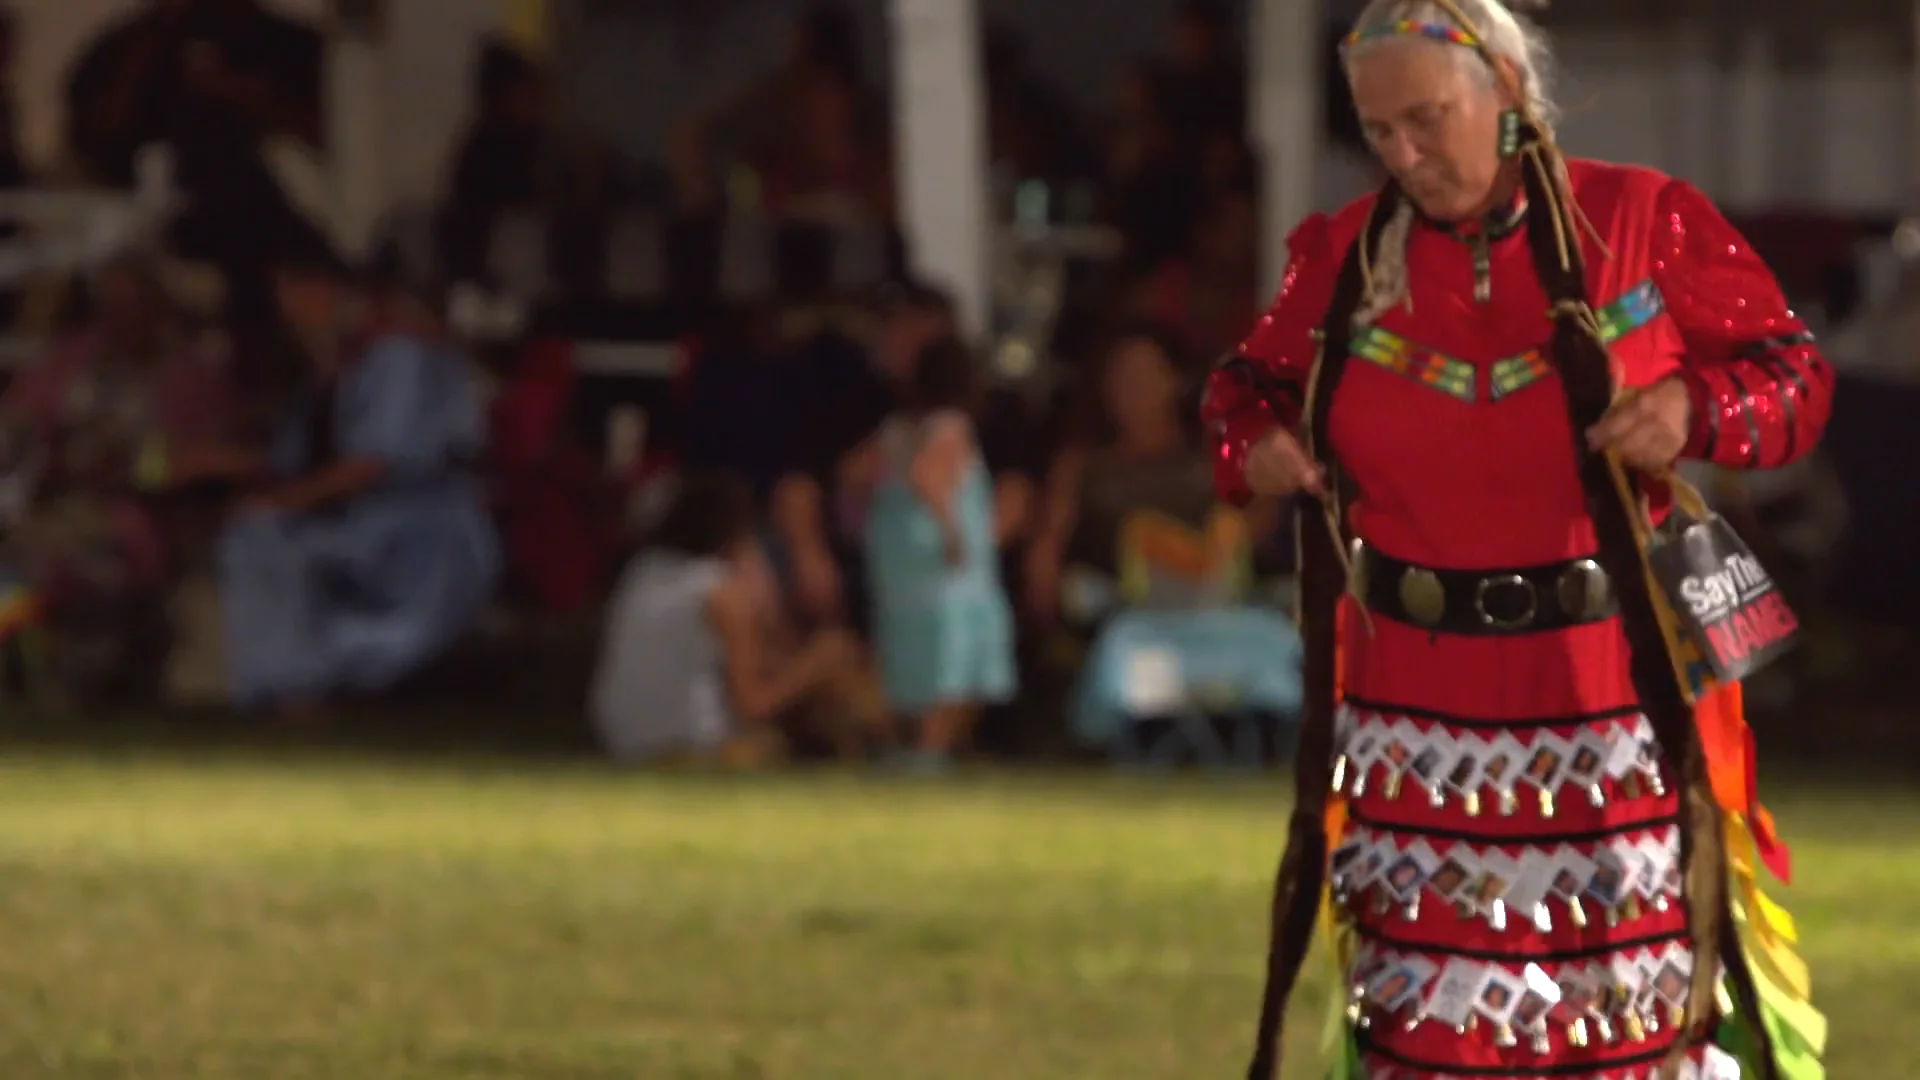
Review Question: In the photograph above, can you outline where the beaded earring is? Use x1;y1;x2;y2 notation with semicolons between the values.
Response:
1497;108;1520;158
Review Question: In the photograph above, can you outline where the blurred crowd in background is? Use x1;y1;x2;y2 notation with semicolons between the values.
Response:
0;0;1907;767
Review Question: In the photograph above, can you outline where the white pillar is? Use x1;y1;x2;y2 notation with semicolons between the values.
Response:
1664;17;1720;195
888;0;990;338
324;27;386;261
1725;23;1773;211
1913;0;1920;207
1250;0;1321;298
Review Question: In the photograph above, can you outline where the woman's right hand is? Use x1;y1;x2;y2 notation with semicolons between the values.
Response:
804;627;862;682
791;545;844;623
1245;428;1326;498
1024;545;1061;623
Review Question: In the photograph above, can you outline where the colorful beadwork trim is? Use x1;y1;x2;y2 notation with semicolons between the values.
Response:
1341;20;1479;53
1351;326;1477;403
1346;281;1665;404
1489;280;1668;401
1595;279;1665;342
1488;350;1553;400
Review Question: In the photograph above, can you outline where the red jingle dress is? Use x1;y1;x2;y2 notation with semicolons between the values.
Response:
1204;161;1833;1079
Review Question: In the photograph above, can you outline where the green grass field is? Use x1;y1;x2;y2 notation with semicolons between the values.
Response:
0;751;1911;1079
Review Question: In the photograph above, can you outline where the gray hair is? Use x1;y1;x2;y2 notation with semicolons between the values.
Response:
1343;0;1559;131
1339;0;1560;325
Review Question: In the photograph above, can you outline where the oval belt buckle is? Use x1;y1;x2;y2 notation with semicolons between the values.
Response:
1397;567;1447;628
1474;573;1538;630
1555;559;1611;622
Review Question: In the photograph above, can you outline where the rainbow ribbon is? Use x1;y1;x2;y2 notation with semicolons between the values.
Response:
1708;682;1825;1080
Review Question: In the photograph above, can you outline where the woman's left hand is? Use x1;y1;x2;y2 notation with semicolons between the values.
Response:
234;490;290;516
1585;377;1693;471
171;443;266;484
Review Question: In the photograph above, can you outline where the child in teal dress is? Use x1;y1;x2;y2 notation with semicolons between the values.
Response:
863;336;1015;766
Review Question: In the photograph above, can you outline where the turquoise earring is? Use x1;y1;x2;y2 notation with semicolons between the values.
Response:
1497;108;1520;158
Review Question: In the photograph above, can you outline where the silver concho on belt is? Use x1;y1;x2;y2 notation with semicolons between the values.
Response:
1360;543;1616;632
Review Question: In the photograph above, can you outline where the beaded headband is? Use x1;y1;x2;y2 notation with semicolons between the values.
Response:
1340;20;1479;53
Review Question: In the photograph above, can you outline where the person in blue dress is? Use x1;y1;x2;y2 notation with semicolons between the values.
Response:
861;335;1015;767
218;242;500;719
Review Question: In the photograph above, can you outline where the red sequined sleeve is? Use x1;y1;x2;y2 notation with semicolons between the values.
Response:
1651;180;1835;469
1199;213;1338;506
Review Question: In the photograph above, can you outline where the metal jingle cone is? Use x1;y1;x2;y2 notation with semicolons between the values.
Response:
1587;783;1606;808
1567;896;1589;928
1529;1021;1551;1055
1569;1018;1590;1048
1463;791;1482;817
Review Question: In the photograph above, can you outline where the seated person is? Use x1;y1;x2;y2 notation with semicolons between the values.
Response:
0;256;240;701
592;472;879;766
216;240;500;720
1026;326;1233;623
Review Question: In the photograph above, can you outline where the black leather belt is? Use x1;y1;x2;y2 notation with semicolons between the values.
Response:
1354;542;1617;635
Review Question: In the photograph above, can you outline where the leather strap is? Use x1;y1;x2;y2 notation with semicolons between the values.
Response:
1244;189;1399;1080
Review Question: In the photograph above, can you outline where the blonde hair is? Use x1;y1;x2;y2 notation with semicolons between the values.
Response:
1338;0;1560;325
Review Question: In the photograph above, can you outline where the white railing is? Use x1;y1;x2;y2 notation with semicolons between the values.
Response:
0;334;678;377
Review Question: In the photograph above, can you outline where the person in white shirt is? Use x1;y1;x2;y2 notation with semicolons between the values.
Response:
591;472;870;765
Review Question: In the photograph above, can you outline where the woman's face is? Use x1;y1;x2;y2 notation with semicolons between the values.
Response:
274;270;336;336
790;72;858;160
499;75;547;128
1347;40;1508;221
1195;196;1256;271
1115;68;1156;123
1103;336;1181;438
95;266;166;350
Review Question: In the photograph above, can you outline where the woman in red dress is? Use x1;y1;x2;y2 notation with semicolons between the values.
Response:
1204;2;1830;1078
